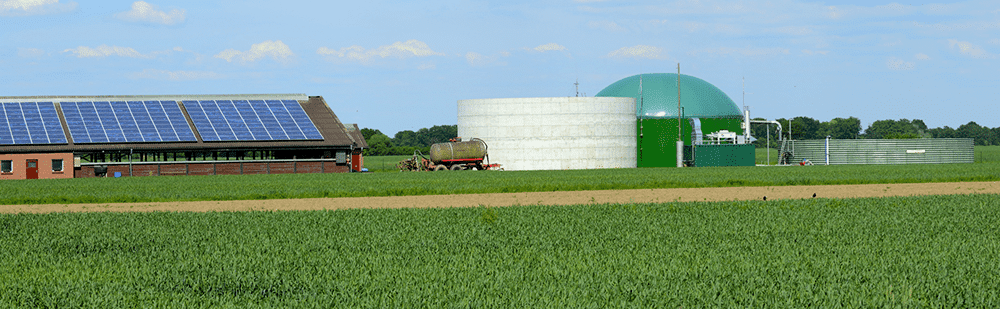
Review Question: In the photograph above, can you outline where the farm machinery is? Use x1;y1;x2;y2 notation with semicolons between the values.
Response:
397;138;501;171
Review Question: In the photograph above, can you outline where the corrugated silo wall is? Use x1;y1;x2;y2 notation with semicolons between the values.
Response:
457;97;636;171
788;138;973;164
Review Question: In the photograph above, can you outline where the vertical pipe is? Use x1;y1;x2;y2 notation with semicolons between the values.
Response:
825;136;830;165
744;109;751;143
677;63;683;168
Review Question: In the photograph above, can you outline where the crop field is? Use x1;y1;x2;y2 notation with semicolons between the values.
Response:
2;194;997;307
3;162;1000;205
975;146;1000;163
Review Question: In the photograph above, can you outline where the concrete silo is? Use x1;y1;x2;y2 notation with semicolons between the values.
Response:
457;97;636;171
596;73;750;167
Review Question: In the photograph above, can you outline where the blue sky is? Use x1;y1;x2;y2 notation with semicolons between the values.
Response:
2;0;999;135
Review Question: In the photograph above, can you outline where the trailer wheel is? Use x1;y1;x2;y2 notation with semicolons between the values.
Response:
434;165;447;171
450;165;463;171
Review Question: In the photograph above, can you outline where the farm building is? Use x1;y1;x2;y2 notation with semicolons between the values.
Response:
457;73;753;171
0;94;366;179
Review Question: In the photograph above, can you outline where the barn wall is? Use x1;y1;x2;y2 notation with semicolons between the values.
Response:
75;160;348;178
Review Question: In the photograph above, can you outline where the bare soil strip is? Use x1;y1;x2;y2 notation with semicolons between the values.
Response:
4;181;999;214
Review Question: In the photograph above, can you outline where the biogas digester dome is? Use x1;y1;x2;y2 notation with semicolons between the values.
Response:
596;73;744;167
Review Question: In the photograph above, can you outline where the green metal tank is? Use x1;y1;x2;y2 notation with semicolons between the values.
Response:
596;73;745;167
429;138;488;163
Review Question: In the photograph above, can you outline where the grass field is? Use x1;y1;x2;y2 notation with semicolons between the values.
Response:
755;147;780;165
362;155;410;172
3;162;1000;205
2;194;997;307
975;146;1000;163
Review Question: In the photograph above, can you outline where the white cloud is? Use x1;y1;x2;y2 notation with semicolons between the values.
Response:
769;26;812;36
533;43;566;52
18;47;44;58
887;57;915;70
680;21;742;35
948;39;993;59
825;6;845;19
417;63;435;70
132;69;221;81
802;49;829;55
215;40;294;64
692;47;790;57
465;52;488;66
607;45;666;59
115;1;185;25
588;20;626;32
63;45;153;58
0;0;75;15
914;21;1000;31
317;40;444;63
914;53;931;60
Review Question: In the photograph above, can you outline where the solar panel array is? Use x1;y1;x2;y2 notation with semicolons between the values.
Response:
183;100;324;142
0;102;68;145
60;101;197;143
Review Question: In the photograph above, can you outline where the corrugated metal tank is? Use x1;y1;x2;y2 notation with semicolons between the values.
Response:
457;97;636;171
788;138;973;164
429;139;488;163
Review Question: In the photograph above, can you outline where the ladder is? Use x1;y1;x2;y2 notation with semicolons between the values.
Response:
778;139;794;165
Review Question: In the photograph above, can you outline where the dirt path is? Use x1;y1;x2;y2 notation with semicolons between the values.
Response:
4;181;999;214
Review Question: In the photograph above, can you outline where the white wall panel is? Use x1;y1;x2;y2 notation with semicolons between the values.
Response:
457;97;636;171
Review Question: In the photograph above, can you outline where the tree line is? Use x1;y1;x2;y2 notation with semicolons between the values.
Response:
360;118;1000;156
751;117;1000;148
360;125;458;156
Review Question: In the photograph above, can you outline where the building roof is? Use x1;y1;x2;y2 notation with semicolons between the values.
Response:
0;95;364;153
595;73;742;119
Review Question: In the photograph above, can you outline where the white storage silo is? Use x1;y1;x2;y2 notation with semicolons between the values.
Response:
457;97;636;171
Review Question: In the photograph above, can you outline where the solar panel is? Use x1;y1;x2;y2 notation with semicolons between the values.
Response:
183;100;323;141
60;101;197;143
0;102;67;145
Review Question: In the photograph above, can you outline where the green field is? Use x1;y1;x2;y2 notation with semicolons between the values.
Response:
3;162;1000;205
2;194;997;307
975;146;1000;163
755;147;780;165
362;155;410;172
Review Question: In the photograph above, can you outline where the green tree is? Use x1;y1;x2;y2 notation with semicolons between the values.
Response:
956;121;995;146
392;130;420;147
928;126;956;138
826;117;862;139
360;128;383;142
365;133;392;156
865;119;921;139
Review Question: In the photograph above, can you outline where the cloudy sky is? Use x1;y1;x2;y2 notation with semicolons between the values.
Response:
2;0;999;135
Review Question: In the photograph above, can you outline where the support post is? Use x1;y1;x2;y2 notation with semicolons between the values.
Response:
825;136;831;165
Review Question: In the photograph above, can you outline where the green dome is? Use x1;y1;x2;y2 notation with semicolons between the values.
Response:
596;73;741;119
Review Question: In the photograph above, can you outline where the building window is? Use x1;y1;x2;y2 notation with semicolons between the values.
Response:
1;160;11;173
52;159;64;172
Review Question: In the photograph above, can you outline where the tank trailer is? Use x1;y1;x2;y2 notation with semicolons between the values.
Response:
397;138;501;171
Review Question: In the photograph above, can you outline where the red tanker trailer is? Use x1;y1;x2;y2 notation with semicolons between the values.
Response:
397;138;502;171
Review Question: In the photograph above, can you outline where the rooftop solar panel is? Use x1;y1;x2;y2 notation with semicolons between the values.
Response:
183;100;323;142
60;101;197;144
0;102;67;145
